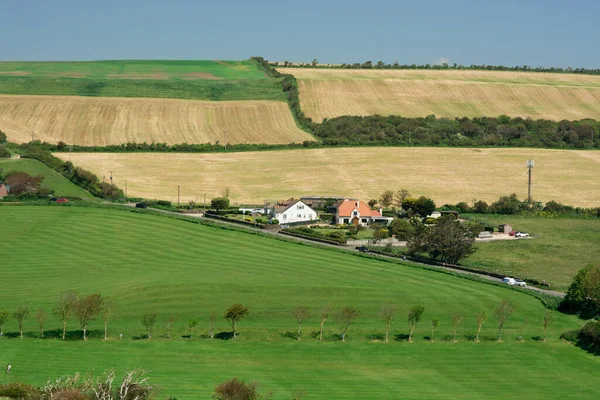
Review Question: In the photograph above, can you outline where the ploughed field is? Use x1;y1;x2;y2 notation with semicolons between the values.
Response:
279;68;600;122
58;147;600;207
0;95;313;145
0;206;597;399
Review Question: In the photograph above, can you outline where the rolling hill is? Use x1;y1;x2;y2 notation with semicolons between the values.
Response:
279;68;600;122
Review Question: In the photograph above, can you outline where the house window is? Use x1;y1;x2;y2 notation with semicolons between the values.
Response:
344;219;349;224
353;211;358;216
297;205;304;209
283;214;287;220
298;214;302;218
362;219;368;223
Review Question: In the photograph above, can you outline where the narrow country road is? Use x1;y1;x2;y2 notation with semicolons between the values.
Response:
112;203;565;298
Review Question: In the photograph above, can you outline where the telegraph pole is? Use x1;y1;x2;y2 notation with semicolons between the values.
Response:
125;180;128;198
526;160;534;202
203;193;206;212
177;185;180;208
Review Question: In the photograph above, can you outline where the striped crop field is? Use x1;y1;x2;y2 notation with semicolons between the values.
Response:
58;147;600;207
0;206;598;399
0;95;313;145
279;68;600;122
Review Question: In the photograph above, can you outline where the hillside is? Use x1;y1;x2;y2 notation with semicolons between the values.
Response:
0;95;312;146
58;148;600;207
279;68;600;122
0;206;597;399
0;60;317;146
0;158;93;199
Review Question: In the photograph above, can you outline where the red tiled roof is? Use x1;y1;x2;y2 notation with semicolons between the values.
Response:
336;199;381;217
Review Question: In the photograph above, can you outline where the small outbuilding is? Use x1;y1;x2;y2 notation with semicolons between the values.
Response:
0;182;10;199
498;224;512;233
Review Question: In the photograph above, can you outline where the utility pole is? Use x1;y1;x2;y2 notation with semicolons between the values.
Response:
224;131;227;151
203;193;206;211
125;180;128;198
526;160;534;202
177;185;180;208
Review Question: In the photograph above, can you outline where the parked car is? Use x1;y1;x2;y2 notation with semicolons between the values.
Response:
515;232;529;238
56;198;69;203
514;279;527;287
135;202;148;209
502;277;516;286
509;231;516;236
356;246;369;253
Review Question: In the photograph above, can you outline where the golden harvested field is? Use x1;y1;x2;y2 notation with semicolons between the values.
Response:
279;68;600;122
57;148;600;207
0;95;313;145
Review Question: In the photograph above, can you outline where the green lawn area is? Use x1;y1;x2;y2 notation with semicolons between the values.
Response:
0;206;597;399
461;215;600;291
0;159;93;200
0;60;285;101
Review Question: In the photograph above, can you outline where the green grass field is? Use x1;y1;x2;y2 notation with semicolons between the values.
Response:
0;206;597;399
0;60;285;101
0;159;93;200
462;215;600;291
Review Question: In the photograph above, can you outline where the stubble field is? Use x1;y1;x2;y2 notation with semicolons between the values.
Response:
279;68;600;122
0;95;313;145
58;148;600;207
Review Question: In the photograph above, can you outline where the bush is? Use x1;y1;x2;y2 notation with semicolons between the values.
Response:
0;129;6;144
0;382;41;398
270;218;279;224
211;197;230;211
0;144;10;158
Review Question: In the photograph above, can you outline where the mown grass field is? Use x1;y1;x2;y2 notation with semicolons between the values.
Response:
57;148;600;207
279;68;600;122
0;158;93;199
462;215;600;291
0;206;597;399
0;60;284;101
0;95;313;146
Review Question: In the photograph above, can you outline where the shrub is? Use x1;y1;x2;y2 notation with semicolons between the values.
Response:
0;129;6;144
211;197;230;211
0;145;10;158
0;382;41;398
270;218;279;224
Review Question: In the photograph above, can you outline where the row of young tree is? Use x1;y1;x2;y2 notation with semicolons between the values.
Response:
277;60;600;76
0;294;555;344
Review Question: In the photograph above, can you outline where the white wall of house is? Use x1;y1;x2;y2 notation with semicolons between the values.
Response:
275;201;318;224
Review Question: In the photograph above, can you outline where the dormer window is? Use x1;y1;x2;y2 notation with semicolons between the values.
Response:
353;211;358;216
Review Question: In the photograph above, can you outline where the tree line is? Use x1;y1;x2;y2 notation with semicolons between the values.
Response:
0;293;556;344
276;59;600;76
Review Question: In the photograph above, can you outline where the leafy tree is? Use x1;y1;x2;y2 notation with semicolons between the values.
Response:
424;216;475;263
543;311;553;342
473;200;489;214
407;305;425;342
312;58;318;67
561;264;600;317
388;219;412;240
53;290;78;340
213;377;262;400
211;197;230;211
221;186;231;199
395;189;411;207
368;199;378;208
166;316;176;339
379;190;395;208
431;318;439;342
13;305;30;339
495;300;514;342
0;129;6;143
141;313;158;339
74;293;103;340
291;306;310;340
224;304;249;339
336;307;359;342
0;309;8;337
0;145;10;158
451;314;464;342
319;306;331;341
4;172;45;196
379;304;397;343
36;309;48;339
490;193;522;215
188;317;199;338
372;227;388;243
475;311;486;342
102;299;115;340
406;217;429;255
209;313;217;339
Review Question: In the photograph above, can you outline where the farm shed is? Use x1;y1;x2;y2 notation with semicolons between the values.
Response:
498;224;513;233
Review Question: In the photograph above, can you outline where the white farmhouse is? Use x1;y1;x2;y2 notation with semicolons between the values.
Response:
271;199;318;225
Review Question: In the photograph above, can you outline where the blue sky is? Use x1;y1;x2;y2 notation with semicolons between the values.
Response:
2;0;598;67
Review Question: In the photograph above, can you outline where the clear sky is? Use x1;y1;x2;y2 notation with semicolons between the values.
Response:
2;0;599;67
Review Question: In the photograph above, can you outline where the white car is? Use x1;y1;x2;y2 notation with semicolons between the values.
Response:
514;279;527;287
515;232;530;238
502;277;516;285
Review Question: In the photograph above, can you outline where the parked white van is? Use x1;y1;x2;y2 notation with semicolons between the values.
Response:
502;277;516;285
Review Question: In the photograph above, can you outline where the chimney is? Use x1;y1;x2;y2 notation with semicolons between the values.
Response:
379;208;383;215
356;199;360;208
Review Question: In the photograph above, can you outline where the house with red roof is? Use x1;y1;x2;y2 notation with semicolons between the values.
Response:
333;199;393;226
0;181;10;199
